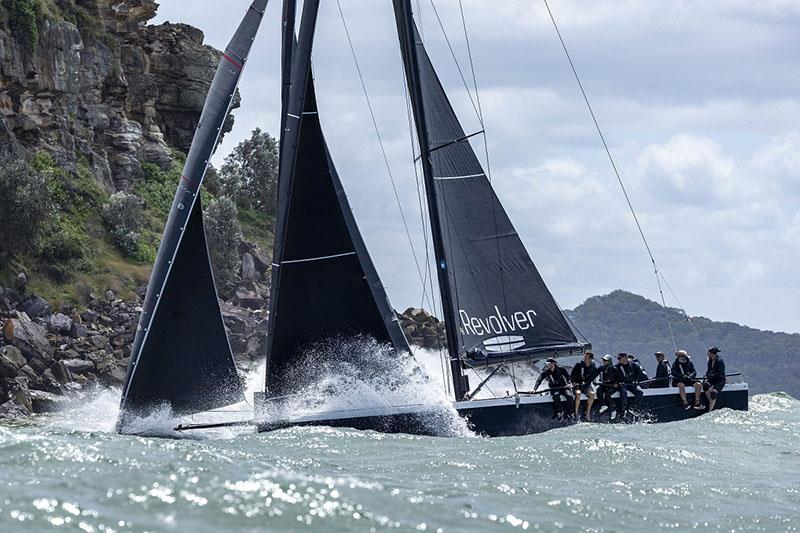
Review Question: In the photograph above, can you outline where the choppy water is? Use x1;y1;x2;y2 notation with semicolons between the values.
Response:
1;390;798;532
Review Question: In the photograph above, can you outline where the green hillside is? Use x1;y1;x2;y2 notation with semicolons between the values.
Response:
568;290;800;397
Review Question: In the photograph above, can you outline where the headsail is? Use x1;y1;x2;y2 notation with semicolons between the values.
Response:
265;0;410;396
117;0;269;430
393;1;585;379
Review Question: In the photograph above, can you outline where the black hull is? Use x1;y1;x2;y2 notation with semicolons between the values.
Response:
255;384;749;437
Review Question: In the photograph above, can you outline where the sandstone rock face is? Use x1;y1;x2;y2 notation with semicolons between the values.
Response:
398;308;446;350
0;0;237;189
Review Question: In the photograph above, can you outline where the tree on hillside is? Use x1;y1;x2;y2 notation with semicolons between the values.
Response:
0;161;51;263
102;192;145;258
204;196;243;293
216;128;279;217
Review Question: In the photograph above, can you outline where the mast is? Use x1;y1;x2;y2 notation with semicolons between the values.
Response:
393;0;469;400
264;0;320;390
280;0;297;137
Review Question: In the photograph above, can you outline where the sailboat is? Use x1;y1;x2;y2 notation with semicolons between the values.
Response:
118;0;748;437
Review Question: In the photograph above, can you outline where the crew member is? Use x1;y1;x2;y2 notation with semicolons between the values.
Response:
672;349;702;410
570;351;599;421
534;358;574;420
703;346;726;411
616;352;644;415
628;354;650;388
596;354;621;418
652;351;671;388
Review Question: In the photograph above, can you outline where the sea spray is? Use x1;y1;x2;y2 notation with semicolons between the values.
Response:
262;338;473;437
55;338;475;438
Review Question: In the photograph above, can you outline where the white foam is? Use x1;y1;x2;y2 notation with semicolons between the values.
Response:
44;340;478;438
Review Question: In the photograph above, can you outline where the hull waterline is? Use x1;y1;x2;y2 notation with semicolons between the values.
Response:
254;383;749;437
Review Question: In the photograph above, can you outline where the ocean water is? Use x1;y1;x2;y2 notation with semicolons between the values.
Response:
1;350;799;532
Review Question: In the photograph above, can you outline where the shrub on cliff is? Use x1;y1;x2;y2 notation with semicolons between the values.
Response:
4;0;39;52
204;196;242;291
0;160;52;262
216;128;279;217
102;192;145;258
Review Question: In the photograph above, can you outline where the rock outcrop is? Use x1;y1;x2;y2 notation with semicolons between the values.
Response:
0;258;270;417
398;308;446;350
0;0;236;190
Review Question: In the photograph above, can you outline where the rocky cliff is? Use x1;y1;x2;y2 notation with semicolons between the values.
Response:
0;0;263;418
0;0;236;190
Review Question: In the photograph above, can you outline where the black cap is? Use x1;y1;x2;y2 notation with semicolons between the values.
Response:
616;352;627;359
708;346;721;354
546;358;557;364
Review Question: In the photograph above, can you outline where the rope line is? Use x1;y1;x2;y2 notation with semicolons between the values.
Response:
542;0;678;352
336;0;430;306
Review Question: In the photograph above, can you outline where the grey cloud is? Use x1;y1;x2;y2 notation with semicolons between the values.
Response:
154;1;800;333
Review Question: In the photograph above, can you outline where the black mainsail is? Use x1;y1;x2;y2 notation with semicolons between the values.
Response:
393;1;586;398
264;0;410;397
118;0;269;429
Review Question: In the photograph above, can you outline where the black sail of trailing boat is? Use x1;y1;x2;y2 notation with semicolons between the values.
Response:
264;0;410;397
392;1;586;387
117;0;269;431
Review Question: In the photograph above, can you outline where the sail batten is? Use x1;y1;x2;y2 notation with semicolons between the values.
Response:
393;1;583;382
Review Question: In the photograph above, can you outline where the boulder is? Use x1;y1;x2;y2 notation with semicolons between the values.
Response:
241;253;257;282
8;377;32;414
31;369;64;396
49;313;73;335
52;360;74;384
29;390;65;414
105;289;116;302
96;356;127;386
251;247;272;275
19;297;52;319
233;288;264;311
0;346;26;378
81;309;99;324
70;323;88;338
89;334;110;349
60;359;95;375
4;314;53;359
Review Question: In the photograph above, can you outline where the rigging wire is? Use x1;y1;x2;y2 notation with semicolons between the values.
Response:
428;0;483;125
429;0;510;335
542;0;678;352
336;0;431;310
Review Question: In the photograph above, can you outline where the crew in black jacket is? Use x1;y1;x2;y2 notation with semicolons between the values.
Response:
672;349;702;410
570;351;599;421
596;354;621;418
534;358;574;420
703;346;726;411
652;351;671;388
615;352;644;414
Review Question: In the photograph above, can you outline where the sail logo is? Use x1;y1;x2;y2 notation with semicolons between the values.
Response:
459;306;537;336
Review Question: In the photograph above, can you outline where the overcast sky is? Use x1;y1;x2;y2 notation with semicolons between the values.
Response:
154;1;800;335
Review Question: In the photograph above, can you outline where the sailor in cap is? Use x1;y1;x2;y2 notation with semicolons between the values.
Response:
702;346;726;411
672;349;702;410
533;358;574;420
